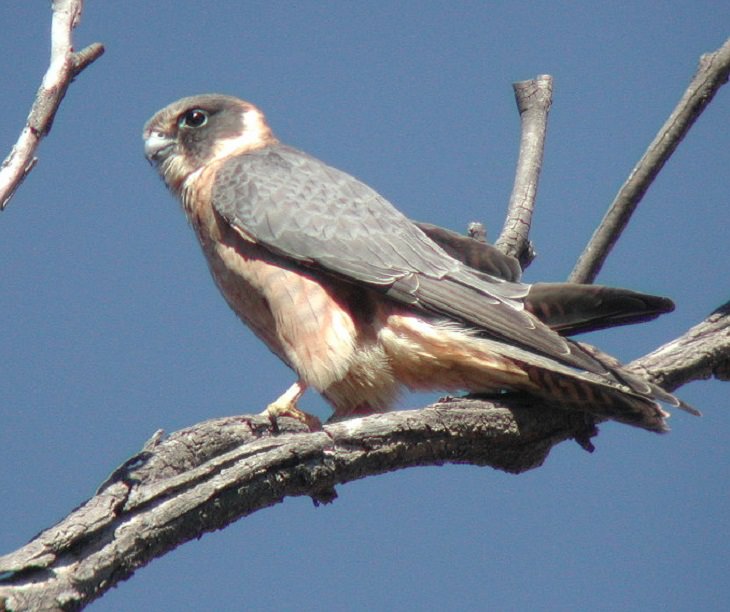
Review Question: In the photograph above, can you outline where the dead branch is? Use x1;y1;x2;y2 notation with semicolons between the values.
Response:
569;37;730;284
630;301;730;392
494;74;552;268
0;0;104;211
0;304;727;611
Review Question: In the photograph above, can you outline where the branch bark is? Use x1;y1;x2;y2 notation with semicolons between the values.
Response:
1;305;728;610
630;301;730;392
495;74;553;269
569;37;730;283
0;0;104;211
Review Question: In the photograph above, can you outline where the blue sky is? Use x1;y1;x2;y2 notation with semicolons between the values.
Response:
1;2;728;610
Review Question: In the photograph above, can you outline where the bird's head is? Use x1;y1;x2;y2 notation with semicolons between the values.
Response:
143;94;277;195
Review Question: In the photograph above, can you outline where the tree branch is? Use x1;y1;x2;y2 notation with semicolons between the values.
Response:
0;0;104;211
1;17;726;610
495;74;553;269
1;305;728;610
569;37;730;283
630;301;730;392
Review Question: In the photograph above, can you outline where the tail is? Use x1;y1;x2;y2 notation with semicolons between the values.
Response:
519;362;669;432
407;222;693;430
517;342;700;433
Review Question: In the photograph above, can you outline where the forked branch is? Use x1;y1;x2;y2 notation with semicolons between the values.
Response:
0;0;104;211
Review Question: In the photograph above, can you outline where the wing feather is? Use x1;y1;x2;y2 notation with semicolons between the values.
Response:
211;145;626;377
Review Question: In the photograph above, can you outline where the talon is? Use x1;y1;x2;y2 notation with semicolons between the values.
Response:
261;381;321;431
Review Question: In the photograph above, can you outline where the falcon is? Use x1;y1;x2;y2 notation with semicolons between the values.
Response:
143;94;697;432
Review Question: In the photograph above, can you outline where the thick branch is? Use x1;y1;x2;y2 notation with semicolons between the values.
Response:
0;404;593;611
0;0;104;211
569;38;730;283
495;75;553;268
1;306;728;610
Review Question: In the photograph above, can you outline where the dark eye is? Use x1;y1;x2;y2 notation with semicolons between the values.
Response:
179;109;208;128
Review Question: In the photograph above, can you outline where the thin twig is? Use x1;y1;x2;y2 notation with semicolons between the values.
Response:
495;74;553;269
569;37;730;284
0;0;104;211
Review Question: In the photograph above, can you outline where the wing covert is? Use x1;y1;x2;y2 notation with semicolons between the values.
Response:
213;145;460;285
211;145;610;374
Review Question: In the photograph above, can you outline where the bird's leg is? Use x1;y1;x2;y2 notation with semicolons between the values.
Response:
261;380;322;430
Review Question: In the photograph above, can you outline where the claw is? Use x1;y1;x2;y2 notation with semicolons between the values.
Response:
261;381;322;431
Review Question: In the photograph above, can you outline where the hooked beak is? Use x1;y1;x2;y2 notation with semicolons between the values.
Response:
143;131;175;163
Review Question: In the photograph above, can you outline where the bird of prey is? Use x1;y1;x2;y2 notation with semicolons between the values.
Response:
143;94;696;432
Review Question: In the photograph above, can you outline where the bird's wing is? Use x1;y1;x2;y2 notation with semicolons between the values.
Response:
524;283;675;336
211;145;604;374
411;224;675;335
413;221;523;282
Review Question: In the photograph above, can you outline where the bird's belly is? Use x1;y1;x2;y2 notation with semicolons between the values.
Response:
209;237;367;392
206;243;290;364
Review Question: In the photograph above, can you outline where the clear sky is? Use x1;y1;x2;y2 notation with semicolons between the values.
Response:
1;2;728;610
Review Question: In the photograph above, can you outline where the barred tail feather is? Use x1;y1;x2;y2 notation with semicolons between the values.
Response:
574;341;701;417
520;363;671;433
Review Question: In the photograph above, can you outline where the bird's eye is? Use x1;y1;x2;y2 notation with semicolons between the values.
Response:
179;109;209;128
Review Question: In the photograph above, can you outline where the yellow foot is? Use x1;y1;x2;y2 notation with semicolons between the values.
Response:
261;381;322;431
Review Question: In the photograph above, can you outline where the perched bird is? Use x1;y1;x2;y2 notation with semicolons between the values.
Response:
143;94;697;432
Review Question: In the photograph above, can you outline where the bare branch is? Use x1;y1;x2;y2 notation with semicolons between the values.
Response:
0;404;594;611
495;75;553;269
0;0;104;211
630;301;730;392
569;38;730;283
2;304;728;610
